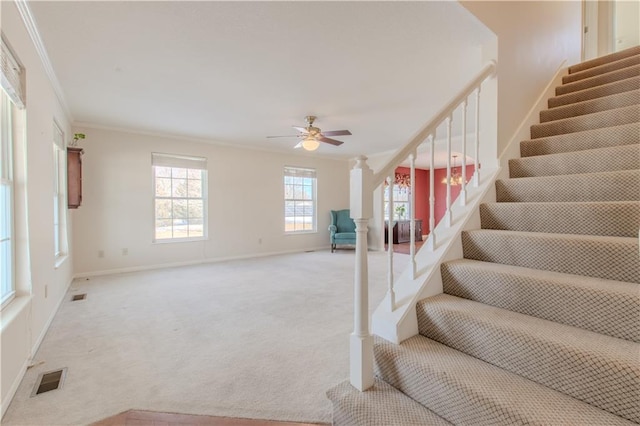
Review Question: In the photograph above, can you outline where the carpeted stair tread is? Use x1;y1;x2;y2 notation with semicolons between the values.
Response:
540;89;640;122
415;294;640;423
373;335;636;426
530;104;639;138
461;229;639;283
326;378;452;426
520;123;640;157
556;63;640;96
328;50;640;426
441;259;640;342
508;144;640;178
496;169;640;203
548;75;640;108
564;54;640;84
568;45;640;74
479;201;640;237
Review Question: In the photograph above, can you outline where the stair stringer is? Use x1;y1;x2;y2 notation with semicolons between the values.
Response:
372;168;499;344
372;63;569;345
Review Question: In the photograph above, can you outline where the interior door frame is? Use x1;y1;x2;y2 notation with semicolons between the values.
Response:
582;0;599;60
583;0;617;61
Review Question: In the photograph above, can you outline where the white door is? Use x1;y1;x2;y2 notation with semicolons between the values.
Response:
583;0;600;60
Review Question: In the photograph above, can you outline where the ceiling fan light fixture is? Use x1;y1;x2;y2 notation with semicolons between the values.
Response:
301;136;320;151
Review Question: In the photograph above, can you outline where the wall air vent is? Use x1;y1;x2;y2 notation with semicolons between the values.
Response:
71;293;87;301
31;368;67;396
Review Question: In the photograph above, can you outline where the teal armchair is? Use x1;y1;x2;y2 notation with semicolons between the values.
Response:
329;209;357;252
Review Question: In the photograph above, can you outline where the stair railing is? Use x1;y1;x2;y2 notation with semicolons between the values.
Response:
349;62;496;391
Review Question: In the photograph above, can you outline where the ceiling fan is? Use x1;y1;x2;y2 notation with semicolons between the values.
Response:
267;116;352;151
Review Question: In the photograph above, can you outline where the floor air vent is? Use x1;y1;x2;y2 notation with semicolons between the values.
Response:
71;293;86;301
31;368;67;396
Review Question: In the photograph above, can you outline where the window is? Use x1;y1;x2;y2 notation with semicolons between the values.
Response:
152;153;207;242
284;166;316;233
53;122;67;260
1;91;14;306
1;35;25;308
384;185;410;220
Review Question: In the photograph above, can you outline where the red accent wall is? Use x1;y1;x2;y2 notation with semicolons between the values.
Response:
395;164;475;235
395;166;429;233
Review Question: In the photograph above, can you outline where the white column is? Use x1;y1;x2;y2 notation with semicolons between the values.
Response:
474;87;481;187
428;134;436;251
409;153;416;279
460;99;468;206
349;156;374;392
386;176;395;311
445;116;453;227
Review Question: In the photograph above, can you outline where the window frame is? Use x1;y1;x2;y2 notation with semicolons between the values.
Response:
1;90;15;308
283;166;317;234
151;153;208;243
53;121;67;262
384;185;411;221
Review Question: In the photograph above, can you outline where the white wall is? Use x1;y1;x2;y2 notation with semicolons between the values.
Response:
598;0;616;56
1;0;74;416
615;0;640;51
71;127;350;275
462;1;582;156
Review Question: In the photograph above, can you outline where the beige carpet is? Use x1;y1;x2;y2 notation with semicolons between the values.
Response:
3;250;406;425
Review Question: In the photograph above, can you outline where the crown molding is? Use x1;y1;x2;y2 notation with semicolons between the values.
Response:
14;0;73;121
73;121;351;162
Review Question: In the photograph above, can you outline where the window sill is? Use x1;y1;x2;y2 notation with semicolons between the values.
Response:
54;254;68;269
1;295;31;330
284;230;318;236
152;237;208;244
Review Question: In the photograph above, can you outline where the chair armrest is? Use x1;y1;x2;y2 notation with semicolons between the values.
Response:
328;225;337;233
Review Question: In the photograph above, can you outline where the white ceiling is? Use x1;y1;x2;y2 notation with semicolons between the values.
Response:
29;1;492;161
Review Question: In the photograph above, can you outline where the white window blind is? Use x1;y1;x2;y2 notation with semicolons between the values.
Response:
1;35;25;109
284;166;316;178
152;153;207;170
53;122;65;149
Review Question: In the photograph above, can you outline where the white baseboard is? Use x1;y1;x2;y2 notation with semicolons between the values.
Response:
31;276;73;356
1;277;74;420
1;358;29;419
73;246;331;279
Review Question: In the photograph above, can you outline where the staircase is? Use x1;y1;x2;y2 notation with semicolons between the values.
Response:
328;47;640;425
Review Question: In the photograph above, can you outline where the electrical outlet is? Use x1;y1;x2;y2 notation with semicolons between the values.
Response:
122;248;128;256
98;250;104;258
258;238;262;245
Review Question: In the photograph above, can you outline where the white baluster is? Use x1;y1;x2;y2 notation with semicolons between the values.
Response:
428;134;436;251
445;116;453;227
460;99;468;206
409;153;416;279
474;87;481;187
386;175;395;311
349;156;374;391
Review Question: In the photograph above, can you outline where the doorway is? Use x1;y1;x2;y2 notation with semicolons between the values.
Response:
583;0;640;61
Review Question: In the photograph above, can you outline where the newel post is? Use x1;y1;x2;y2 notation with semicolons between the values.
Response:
349;155;374;392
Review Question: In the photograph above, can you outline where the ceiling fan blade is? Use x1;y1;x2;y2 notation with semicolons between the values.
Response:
318;136;344;146
292;126;309;133
321;130;352;137
294;141;303;149
267;135;300;138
